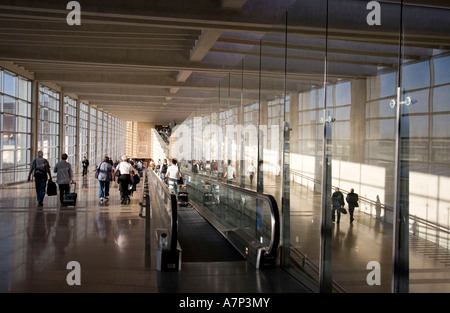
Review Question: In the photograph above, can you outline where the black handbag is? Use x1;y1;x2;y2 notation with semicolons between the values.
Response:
340;207;348;214
47;179;57;196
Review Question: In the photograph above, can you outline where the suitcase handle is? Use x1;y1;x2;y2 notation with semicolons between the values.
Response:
70;182;76;193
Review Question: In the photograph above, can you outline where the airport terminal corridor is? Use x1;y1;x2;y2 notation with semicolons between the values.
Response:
0;0;449;294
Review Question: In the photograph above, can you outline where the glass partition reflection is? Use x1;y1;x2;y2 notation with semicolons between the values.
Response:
326;0;402;292
168;0;450;293
402;3;450;293
283;0;328;291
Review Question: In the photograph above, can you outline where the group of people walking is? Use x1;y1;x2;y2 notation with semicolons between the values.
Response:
93;154;139;204
28;151;360;225
331;187;359;224
28;151;76;207
28;151;139;207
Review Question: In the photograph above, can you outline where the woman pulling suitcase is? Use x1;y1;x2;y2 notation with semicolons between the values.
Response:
113;155;135;204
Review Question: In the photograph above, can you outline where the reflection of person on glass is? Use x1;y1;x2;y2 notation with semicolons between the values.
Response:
247;161;256;184
375;195;382;219
223;160;236;183
331;187;344;224
166;158;182;194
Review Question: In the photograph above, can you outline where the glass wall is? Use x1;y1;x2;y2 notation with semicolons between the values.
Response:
104;112;110;159
0;69;32;184
63;95;77;167
38;85;60;168
169;0;450;293
89;106;97;169
0;68;126;182
97;110;103;166
79;102;89;170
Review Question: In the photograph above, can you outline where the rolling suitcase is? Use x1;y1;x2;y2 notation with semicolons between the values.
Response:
177;191;189;207
203;192;215;206
62;182;77;206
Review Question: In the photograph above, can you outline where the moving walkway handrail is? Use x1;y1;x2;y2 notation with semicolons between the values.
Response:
138;168;149;218
183;171;280;264
147;168;178;254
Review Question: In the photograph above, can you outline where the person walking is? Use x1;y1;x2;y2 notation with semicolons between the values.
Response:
97;156;113;203
54;153;75;207
28;150;52;207
191;160;199;174
331;187;345;224
166;159;182;194
346;188;359;223
223;160;236;183
160;158;168;184
247;161;256;185
114;155;134;204
82;156;89;176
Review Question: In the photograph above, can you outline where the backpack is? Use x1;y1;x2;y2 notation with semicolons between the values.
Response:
33;159;48;178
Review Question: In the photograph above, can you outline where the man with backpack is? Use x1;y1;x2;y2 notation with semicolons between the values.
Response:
28;151;52;207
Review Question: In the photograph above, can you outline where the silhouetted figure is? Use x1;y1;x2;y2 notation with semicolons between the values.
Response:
375;195;382;219
331;187;344;224
346;188;359;223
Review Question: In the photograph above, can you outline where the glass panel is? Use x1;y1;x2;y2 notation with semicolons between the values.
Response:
16;149;28;166
17;117;28;133
3;96;16;114
3;72;16;97
18;78;29;100
433;56;450;85
3;114;15;134
283;0;327;291
18;100;28;117
326;0;402;292
3;150;15;168
433;85;450;112
403;2;450;293
259;16;285;202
